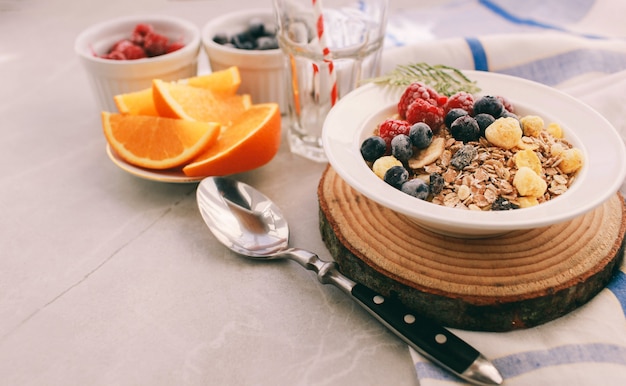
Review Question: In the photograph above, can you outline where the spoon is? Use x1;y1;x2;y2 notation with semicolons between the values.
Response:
196;176;503;386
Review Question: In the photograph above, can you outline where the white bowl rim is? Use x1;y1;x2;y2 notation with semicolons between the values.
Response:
74;14;201;65
201;8;281;57
322;70;626;236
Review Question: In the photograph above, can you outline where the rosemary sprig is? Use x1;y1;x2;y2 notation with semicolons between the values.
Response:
368;63;481;96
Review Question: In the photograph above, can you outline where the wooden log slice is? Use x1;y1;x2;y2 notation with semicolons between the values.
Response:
318;166;626;331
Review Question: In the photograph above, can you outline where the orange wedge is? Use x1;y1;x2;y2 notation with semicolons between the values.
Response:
114;88;160;116
102;111;221;170
113;66;241;115
152;79;252;124
183;103;281;177
184;66;241;94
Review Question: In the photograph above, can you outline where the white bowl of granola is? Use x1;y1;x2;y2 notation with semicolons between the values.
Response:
322;70;626;237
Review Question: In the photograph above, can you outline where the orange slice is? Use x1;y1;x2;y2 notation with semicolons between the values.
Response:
113;66;241;115
184;66;241;94
183;103;281;177
152;79;252;123
114;88;159;116
102;111;221;170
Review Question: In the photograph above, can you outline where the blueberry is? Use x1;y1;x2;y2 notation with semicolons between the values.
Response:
213;33;229;45
429;173;445;195
409;122;433;149
444;108;468;129
215;19;277;51
391;134;413;162
473;95;505;118
401;179;430;200
492;196;520;211
384;166;409;189
231;33;255;49
450;145;477;170
256;36;278;50
360;136;386;162
449;115;480;143
500;110;521;125
247;18;266;37
474;113;495;137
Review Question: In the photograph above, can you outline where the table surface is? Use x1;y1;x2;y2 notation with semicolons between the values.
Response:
0;0;456;385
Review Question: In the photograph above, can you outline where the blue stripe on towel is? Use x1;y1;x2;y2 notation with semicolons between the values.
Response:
607;270;626;316
415;343;626;382
478;0;601;38
465;37;489;71
496;49;626;86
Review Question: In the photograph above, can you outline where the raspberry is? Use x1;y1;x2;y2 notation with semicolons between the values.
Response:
443;91;474;115
132;23;153;45
99;24;185;60
106;39;147;60
144;32;170;57
166;41;185;54
405;99;444;131
109;39;133;53
496;95;515;114
397;82;446;119
124;44;147;59
101;50;126;60
379;118;411;141
122;43;148;60
378;118;411;152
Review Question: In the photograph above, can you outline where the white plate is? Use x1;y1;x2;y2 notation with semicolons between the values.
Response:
106;145;203;184
322;71;626;237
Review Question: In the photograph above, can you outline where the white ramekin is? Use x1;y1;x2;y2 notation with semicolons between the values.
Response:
201;9;287;112
75;15;201;111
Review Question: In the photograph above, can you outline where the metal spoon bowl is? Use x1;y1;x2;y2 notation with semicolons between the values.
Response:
196;176;502;386
198;176;288;257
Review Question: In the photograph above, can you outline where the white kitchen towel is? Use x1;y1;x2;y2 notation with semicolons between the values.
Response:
382;0;626;384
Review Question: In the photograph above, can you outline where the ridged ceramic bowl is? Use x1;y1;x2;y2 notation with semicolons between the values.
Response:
75;14;201;111
201;9;287;112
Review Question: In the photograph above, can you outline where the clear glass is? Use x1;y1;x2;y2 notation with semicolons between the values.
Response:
273;0;389;162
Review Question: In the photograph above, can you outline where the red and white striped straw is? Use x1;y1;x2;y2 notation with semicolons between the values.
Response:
312;0;338;106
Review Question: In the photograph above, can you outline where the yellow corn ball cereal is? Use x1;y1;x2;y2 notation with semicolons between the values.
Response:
485;117;522;149
550;143;566;157
518;196;539;208
519;115;544;137
558;148;584;174
546;122;563;138
372;155;402;179
513;166;547;197
514;149;542;175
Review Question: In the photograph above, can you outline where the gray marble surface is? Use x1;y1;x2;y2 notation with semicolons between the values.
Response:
0;0;444;384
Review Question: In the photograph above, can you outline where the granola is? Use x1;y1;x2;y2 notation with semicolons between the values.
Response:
399;126;580;211
361;83;585;211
